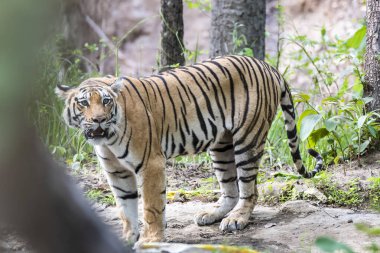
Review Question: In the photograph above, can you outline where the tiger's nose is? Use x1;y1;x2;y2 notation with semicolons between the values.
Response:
92;116;106;123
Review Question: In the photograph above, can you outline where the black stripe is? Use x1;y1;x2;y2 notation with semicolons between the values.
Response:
208;119;218;139
235;150;264;168
183;70;216;121
241;166;258;171
168;72;191;102
210;144;233;152
118;191;138;200
214;167;228;172
220;176;237;183
171;134;176;155
195;140;204;153
291;147;302;162
155;75;178;131
164;126;170;157
97;153;109;160
287;126;297;140
191;65;211;91
203;64;227;108
117;131;132;159
180;107;190;134
135;143;148;174
239;174;257;183
118;91;128;145
151;79;166;121
234;120;266;155
240;193;256;200
188;90;208;139
213;160;235;164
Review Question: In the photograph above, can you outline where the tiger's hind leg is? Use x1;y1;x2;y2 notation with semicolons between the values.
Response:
195;133;239;226
219;130;266;232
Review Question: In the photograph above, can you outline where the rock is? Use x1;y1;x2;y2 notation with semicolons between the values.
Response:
258;182;291;204
264;223;277;228
304;187;327;202
347;219;353;223
280;200;319;215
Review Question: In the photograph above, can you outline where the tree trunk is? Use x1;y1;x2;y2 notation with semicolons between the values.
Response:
365;0;380;111
160;0;185;71
210;0;266;60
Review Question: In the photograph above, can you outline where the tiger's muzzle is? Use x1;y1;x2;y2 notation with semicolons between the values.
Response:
84;127;109;140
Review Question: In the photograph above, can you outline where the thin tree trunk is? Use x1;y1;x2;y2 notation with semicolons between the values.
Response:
160;0;185;71
210;0;266;60
365;0;380;111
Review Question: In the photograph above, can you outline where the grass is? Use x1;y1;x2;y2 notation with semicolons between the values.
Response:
86;188;116;206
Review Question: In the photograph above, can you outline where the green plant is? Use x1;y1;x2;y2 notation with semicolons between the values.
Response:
263;23;379;172
231;23;253;57
184;0;211;12
315;237;354;253
87;188;116;206
368;177;380;210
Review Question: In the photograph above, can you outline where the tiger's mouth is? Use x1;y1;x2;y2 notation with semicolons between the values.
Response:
84;127;108;139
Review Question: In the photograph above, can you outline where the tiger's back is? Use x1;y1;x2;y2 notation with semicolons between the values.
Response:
139;56;282;159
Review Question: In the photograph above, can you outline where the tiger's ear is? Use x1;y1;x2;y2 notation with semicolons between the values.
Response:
111;77;124;94
55;84;73;100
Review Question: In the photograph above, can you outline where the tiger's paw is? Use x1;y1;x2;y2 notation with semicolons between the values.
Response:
124;229;140;244
195;211;222;226
134;234;163;248
219;213;249;232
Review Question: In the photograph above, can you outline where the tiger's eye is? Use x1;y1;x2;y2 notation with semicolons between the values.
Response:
103;98;111;105
79;100;89;107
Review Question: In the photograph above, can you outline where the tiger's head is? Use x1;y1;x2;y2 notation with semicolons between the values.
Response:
55;77;123;145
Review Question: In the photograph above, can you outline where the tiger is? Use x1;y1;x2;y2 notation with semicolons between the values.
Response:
56;55;323;244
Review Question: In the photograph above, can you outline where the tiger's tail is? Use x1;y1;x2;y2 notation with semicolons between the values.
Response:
280;80;323;178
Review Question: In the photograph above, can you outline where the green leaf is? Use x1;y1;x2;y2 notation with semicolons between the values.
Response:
337;78;349;98
357;115;367;129
315;237;354;253
308;128;329;147
293;92;310;103
362;97;374;104
300;114;323;141
346;26;366;49
321;26;326;37
359;140;370;153
368;125;378;138
325;116;341;132
297;109;318;132
352;83;363;99
322;96;339;104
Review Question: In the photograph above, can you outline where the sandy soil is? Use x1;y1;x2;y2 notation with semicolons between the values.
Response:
94;200;380;253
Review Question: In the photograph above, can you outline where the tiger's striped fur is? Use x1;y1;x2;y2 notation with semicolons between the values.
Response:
56;55;323;244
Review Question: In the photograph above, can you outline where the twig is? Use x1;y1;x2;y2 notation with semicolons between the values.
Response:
85;15;126;59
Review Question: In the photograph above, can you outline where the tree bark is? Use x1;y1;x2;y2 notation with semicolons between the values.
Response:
210;0;266;60
160;0;185;71
365;0;380;111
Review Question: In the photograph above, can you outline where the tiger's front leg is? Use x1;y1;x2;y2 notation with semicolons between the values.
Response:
95;146;139;243
138;157;167;244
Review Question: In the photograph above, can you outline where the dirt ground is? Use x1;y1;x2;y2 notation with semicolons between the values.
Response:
95;200;380;253
2;151;380;252
96;151;380;253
